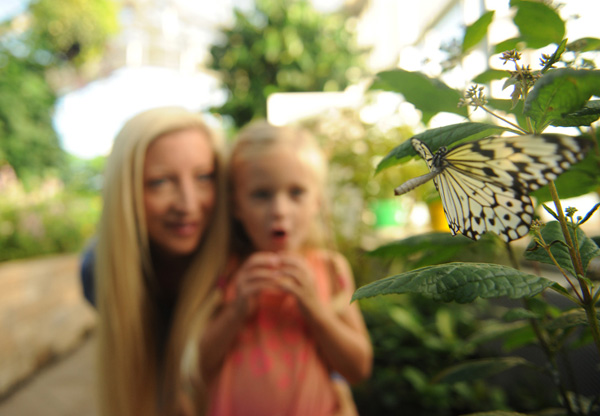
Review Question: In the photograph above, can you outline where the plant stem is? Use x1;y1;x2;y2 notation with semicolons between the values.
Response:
527;307;575;415
480;106;528;133
548;180;600;356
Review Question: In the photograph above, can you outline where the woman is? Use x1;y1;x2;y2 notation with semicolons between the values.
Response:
94;107;228;416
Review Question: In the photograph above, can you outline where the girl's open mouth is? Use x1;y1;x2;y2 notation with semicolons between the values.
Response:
272;229;287;242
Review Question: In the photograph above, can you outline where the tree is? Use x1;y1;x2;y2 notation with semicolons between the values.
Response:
0;0;118;181
209;0;367;128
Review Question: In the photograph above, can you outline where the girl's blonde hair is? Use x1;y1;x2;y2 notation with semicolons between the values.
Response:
229;120;329;257
95;106;228;415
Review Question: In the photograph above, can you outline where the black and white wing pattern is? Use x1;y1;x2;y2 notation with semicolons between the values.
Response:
395;134;592;242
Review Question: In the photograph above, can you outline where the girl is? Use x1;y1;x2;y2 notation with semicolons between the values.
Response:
94;107;229;416
201;121;372;415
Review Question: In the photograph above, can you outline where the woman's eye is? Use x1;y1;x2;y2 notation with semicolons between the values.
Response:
146;178;167;188
196;172;215;183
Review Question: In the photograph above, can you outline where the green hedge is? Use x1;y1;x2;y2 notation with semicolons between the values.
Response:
0;194;100;261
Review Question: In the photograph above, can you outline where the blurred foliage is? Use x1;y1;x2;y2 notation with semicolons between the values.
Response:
0;0;118;181
28;0;119;66
209;0;368;128
299;107;416;286
0;190;100;262
60;154;105;195
0;55;63;181
354;295;510;415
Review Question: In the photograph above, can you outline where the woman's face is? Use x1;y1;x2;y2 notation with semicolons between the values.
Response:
143;128;216;257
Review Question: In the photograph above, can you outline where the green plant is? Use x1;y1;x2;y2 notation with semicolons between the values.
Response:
208;0;367;128
0;192;100;261
354;295;510;415
356;1;600;415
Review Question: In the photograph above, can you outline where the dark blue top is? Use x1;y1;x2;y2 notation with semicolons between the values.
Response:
80;243;96;306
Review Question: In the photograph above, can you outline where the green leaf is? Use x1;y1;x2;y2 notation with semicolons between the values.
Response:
472;69;509;84
546;309;600;331
468;321;529;346
567;37;600;53
367;232;472;258
461;411;531;416
541;39;568;73
501;324;538;351
541;204;558;220
503;307;541;321
523;68;600;132
369;69;468;124
352;262;555;303
553;100;600;127
376;122;516;173
388;306;425;337
493;37;524;54
368;233;465;269
432;357;534;384
462;11;495;53
511;0;565;49
580;203;600;226
525;221;600;276
531;150;600;202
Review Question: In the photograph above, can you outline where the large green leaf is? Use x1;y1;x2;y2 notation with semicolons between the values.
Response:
567;37;600;53
523;68;600;132
369;233;462;269
369;69;468;124
525;221;600;276
467;321;530;346
368;232;472;258
462;11;495;53
546;308;600;331
375;122;515;173
461;411;530;416
531;150;600;202
511;0;565;49
368;232;501;269
432;356;536;384
352;263;555;303
553;100;600;127
493;37;523;55
472;69;509;84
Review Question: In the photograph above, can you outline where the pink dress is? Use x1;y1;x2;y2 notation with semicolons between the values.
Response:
207;251;339;416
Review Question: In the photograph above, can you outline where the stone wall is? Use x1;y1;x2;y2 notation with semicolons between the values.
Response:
0;254;96;397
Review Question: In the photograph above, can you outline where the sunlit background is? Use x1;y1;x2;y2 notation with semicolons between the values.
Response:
1;0;600;414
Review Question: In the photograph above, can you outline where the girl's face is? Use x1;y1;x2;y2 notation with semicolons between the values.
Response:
143;128;216;257
232;145;320;252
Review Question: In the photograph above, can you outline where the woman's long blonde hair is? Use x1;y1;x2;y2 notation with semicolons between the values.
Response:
95;107;228;415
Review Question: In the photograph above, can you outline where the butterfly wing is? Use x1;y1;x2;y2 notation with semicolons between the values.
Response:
434;163;534;242
445;134;591;192
411;134;591;242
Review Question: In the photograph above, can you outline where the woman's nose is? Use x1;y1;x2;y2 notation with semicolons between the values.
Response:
173;180;198;213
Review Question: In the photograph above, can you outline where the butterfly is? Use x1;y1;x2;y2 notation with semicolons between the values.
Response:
394;134;592;242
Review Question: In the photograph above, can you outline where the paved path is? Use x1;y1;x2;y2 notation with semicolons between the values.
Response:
0;335;97;416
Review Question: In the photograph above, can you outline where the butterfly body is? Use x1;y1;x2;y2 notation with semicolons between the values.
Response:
395;134;591;242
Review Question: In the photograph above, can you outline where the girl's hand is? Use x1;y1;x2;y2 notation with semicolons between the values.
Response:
231;252;281;319
275;253;322;316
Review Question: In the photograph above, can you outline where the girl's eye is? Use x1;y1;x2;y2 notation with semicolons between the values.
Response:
251;189;272;200
290;187;305;198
